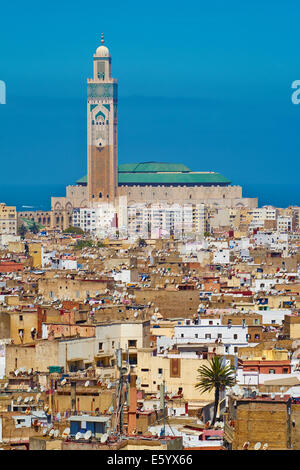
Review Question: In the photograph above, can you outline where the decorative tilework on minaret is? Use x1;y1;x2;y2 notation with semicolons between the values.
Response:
87;34;118;205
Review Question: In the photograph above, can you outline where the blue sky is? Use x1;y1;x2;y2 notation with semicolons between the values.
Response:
0;0;300;195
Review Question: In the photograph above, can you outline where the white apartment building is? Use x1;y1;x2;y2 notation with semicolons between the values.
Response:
72;204;117;237
72;201;207;240
156;320;249;355
126;202;206;239
249;206;277;229
277;215;292;233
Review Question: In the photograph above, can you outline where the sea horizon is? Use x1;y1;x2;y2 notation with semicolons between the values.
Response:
0;182;299;212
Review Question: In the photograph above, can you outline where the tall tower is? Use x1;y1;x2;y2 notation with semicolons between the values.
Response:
87;34;118;205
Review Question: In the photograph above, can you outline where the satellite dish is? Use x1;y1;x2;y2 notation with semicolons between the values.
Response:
100;433;108;443
15;369;20;376
4;383;8;389
75;432;82;440
262;443;268;450
36;393;41;402
84;381;89;387
17;396;22;403
62;428;70;438
61;379;67;386
54;429;60;438
24;397;29;403
49;429;55;437
84;430;92;440
254;442;261;450
42;428;48;436
242;441;250;449
28;368;32;374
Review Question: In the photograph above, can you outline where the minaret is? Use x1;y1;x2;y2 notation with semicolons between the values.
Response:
87;34;118;205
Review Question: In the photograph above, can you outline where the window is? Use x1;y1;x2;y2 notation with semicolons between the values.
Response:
128;339;137;348
141;368;149;372
98;342;103;350
269;369;275;374
158;368;163;374
19;315;23;321
209;320;213;325
233;334;238;340
218;334;222;339
205;334;211;339
195;334;198;338
234;347;238;353
254;334;260;340
283;368;289;374
112;341;115;348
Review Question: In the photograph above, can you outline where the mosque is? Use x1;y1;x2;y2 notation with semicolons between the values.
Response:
51;36;257;213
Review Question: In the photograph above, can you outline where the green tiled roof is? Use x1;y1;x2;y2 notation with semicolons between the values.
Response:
119;162;191;173
76;175;88;184
76;162;231;186
118;171;230;184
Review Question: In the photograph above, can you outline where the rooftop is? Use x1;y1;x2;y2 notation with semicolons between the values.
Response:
76;162;231;186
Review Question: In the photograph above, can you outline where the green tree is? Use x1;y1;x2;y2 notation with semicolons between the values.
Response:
195;356;235;426
75;239;93;250
18;224;28;239
63;226;84;235
30;222;40;234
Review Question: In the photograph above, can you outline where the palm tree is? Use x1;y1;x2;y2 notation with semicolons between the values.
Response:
195;356;235;426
